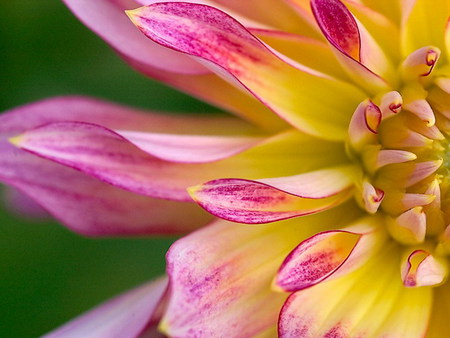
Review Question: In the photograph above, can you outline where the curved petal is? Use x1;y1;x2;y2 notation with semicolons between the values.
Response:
10;122;263;201
62;0;207;74
14;122;264;164
279;244;432;337
311;0;395;93
342;0;400;61
0;141;212;236
275;216;387;292
127;2;366;140
0;97;233;235
44;277;167;338
188;166;355;223
63;1;288;131
160;205;362;337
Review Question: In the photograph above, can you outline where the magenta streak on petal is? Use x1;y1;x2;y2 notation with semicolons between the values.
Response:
276;230;362;292
310;0;361;60
127;3;367;141
323;324;346;338
278;293;315;337
310;0;389;92
190;177;352;224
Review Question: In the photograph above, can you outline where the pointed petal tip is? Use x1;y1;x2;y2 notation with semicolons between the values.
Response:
8;134;23;147
124;8;139;21
187;184;201;199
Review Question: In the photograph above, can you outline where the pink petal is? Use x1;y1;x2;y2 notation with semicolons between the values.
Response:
0;97;231;235
189;166;355;223
275;216;386;292
279;244;432;337
311;0;362;60
0;141;212;236
161;206;360;337
311;0;394;93
127;2;366;140
65;2;288;131
62;0;206;74
2;187;49;219
44;277;167;338
12;122;262;201
111;130;263;163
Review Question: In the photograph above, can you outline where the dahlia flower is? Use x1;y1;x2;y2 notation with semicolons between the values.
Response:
3;0;450;336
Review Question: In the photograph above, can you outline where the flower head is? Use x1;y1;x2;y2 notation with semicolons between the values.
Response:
2;0;450;336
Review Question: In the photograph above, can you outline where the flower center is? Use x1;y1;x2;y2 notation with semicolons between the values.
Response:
346;45;450;256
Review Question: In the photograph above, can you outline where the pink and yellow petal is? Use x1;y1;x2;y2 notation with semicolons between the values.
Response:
342;0;400;62
189;166;356;224
10;122;349;203
44;277;167;338
311;0;395;93
275;216;387;292
0;142;212;235
161;206;362;337
127;2;366;140
279;243;432;337
10;122;264;201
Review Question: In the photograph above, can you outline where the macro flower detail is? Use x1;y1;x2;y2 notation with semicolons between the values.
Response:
2;0;450;336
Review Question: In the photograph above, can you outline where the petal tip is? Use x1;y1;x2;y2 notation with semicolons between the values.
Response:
124;8;142;26
8;134;24;147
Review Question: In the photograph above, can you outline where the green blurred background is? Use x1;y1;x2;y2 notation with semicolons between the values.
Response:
0;1;214;336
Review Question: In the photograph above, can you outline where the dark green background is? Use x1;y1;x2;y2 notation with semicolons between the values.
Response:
0;2;214;336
